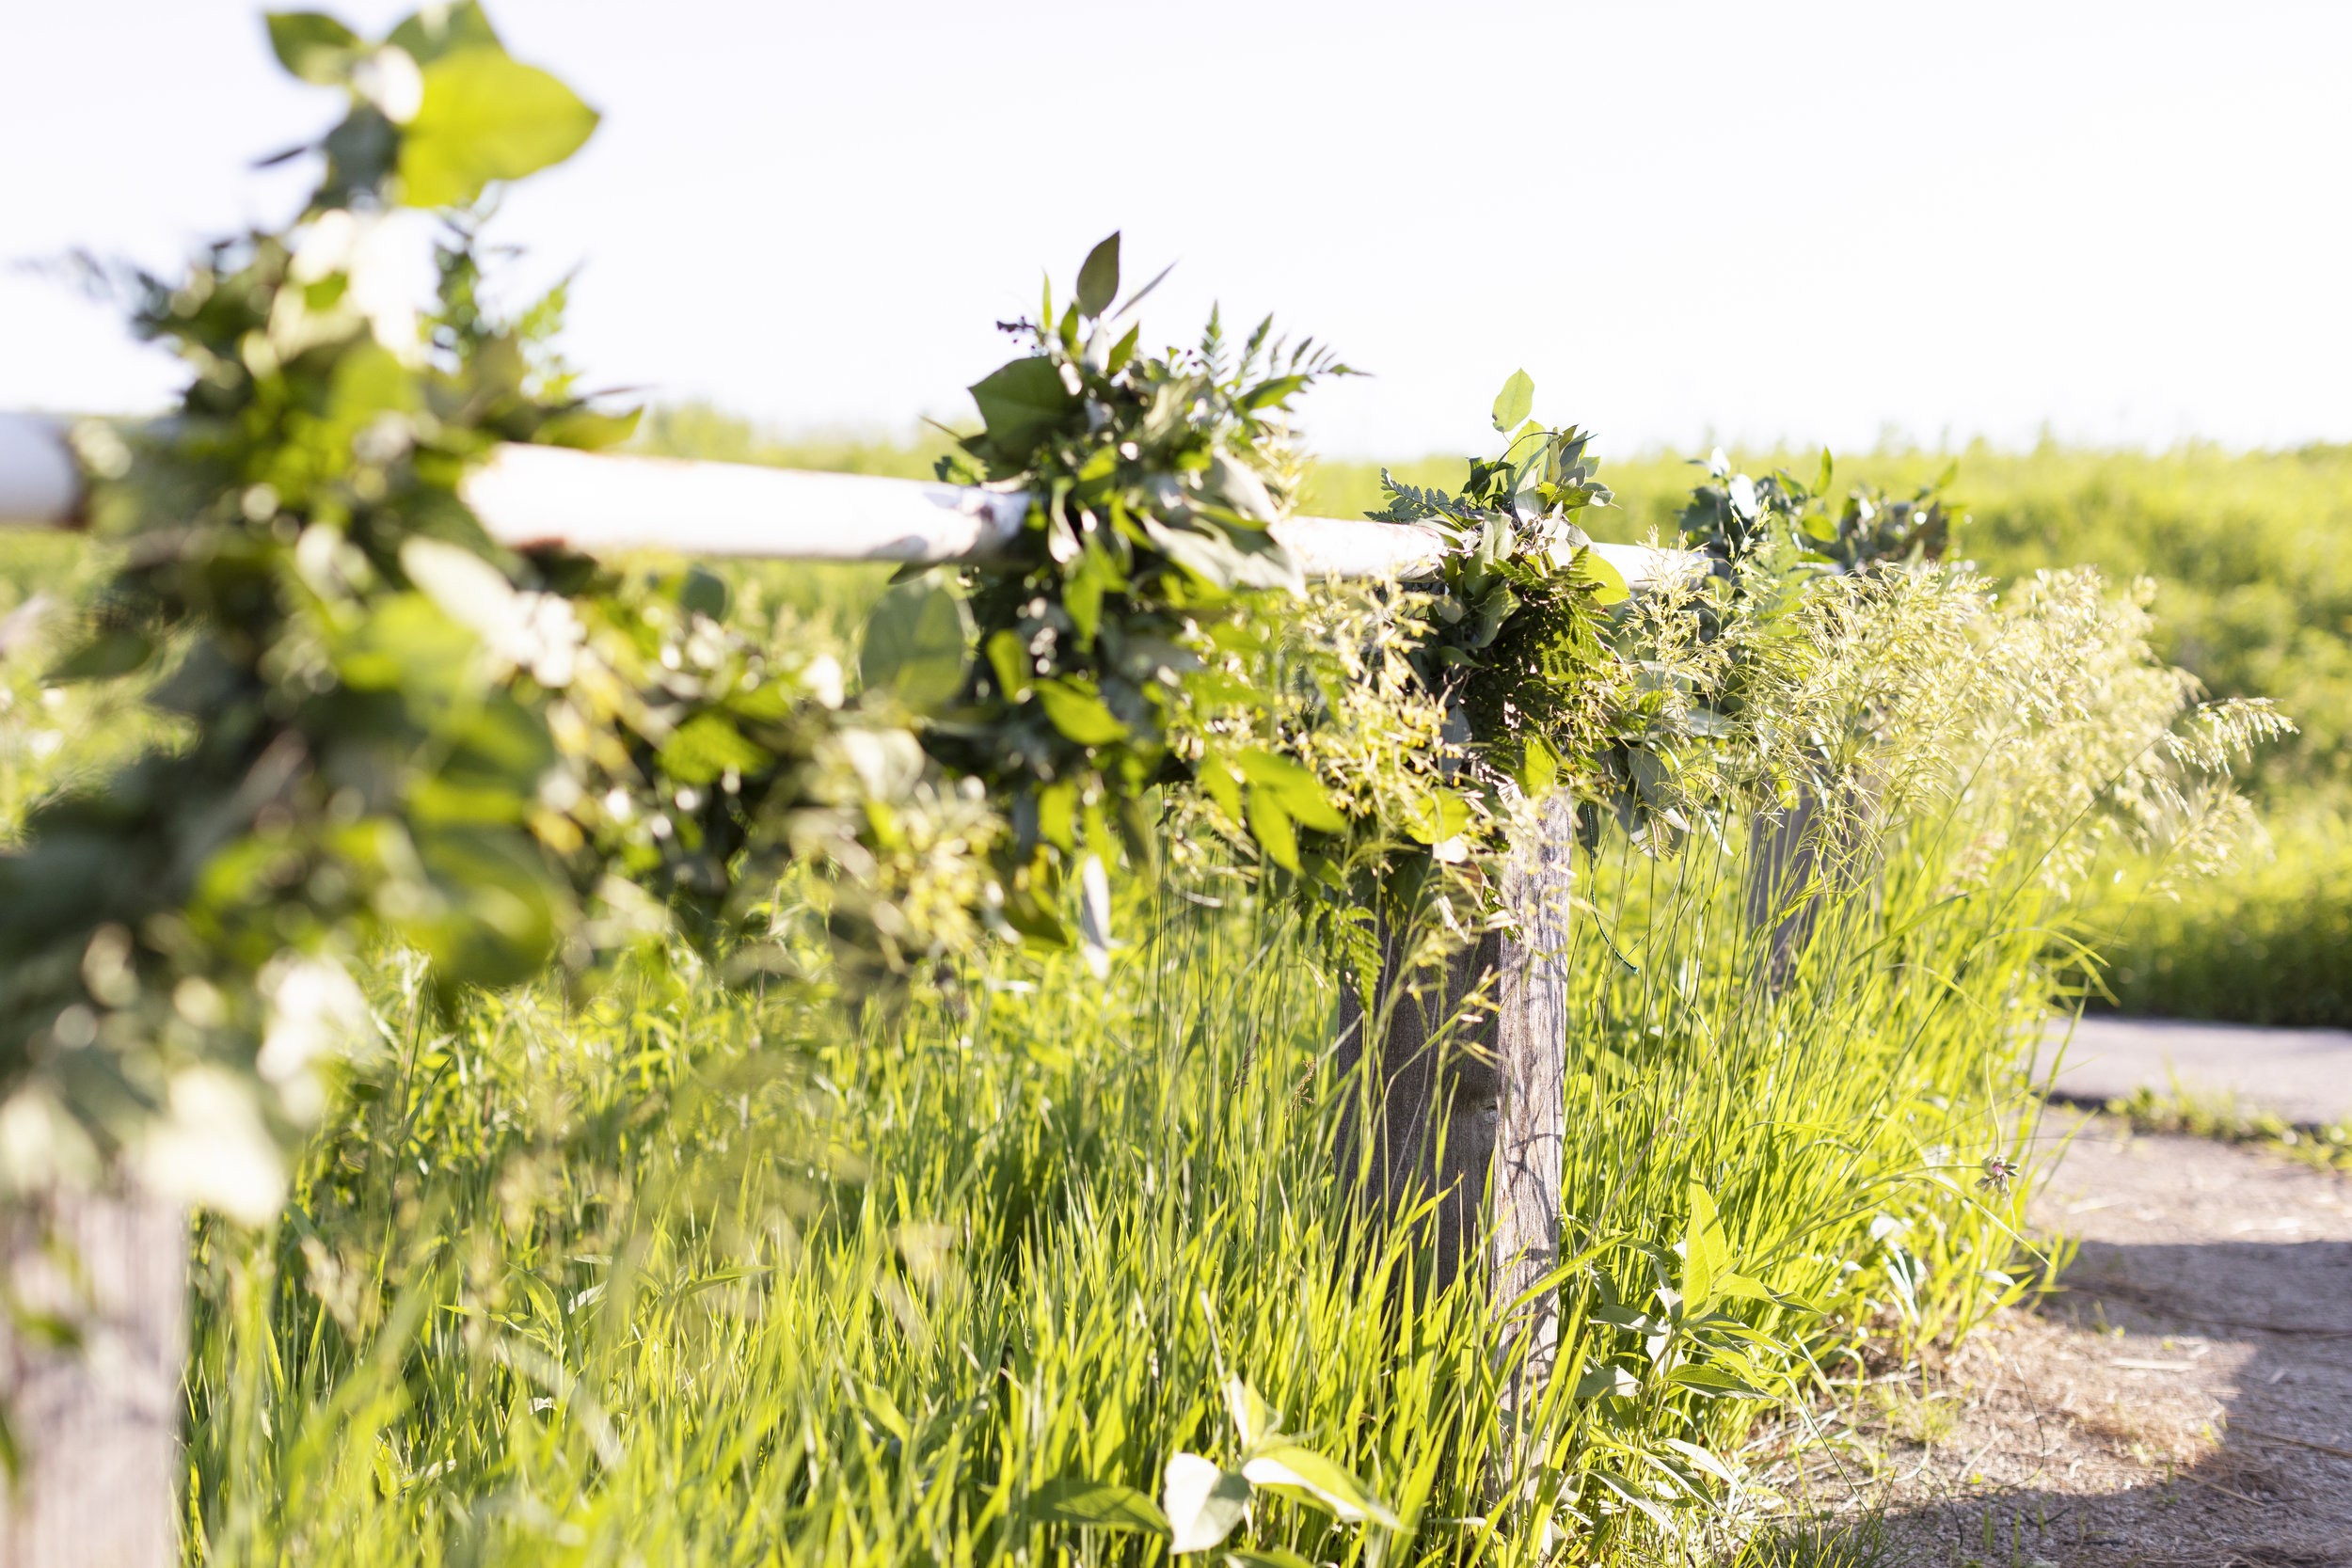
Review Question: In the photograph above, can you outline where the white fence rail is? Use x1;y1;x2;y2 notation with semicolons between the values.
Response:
0;413;1687;586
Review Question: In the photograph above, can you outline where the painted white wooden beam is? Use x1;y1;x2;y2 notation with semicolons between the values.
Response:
0;413;1692;586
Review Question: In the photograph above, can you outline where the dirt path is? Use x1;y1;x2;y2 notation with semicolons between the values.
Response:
1771;1110;2352;1565
2036;1017;2352;1128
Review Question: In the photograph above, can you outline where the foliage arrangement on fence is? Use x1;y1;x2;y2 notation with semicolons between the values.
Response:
0;6;2299;1562
2;2;1730;1223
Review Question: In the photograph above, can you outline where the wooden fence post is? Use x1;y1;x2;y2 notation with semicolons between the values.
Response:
1330;789;1579;1432
1491;789;1579;1440
0;1182;186;1568
1332;924;1503;1293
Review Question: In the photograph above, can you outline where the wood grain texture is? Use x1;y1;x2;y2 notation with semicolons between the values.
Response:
0;1184;186;1568
1333;924;1502;1292
1492;788;1580;1429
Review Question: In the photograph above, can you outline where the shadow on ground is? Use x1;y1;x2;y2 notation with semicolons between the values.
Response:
1756;1117;2352;1567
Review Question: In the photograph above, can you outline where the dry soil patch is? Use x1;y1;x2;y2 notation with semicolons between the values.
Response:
1764;1110;2352;1566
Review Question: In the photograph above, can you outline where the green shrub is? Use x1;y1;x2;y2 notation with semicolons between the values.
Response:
2091;825;2352;1027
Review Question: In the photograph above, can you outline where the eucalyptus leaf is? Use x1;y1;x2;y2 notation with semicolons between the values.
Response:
1490;368;1534;433
265;12;363;84
1669;1363;1769;1400
1246;785;1298;871
1074;232;1120;318
386;0;502;64
1161;1453;1250;1554
1239;1445;1396;1528
1570;545;1629;606
1035;681;1127;746
966;356;1074;463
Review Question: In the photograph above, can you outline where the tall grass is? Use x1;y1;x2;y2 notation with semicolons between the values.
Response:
0;414;2273;1558
179;829;2054;1564
158;554;2245;1562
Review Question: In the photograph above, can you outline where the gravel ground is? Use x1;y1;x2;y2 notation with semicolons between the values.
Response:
1758;1108;2352;1566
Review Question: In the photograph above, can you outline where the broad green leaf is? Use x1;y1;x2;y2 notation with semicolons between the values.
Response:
47;627;155;683
1038;779;1078;850
1036;681;1127;746
265;12;363;83
967;356;1074;462
1222;1377;1274;1449
408;825;562;989
859;579;971;711
1570;546;1629;606
1682;1180;1724;1307
1075;232;1120;318
1669;1363;1769;1399
1025;1477;1169;1535
1576;1361;1640;1400
1589;1468;1680;1533
676;566;730;621
1107;322;1141;374
330;341;421;420
386;1;501;64
1236;749;1343;832
1241;1445;1398;1528
1000;878;1070;948
985;628;1030;702
1198;756;1244;826
1237;373;1308;412
398;48;599;209
1516;736;1559;799
1816;447;1835;497
1246;785;1297;872
1490;368;1534;434
659;714;769;786
1162;1453;1249;1554
535;405;641;451
1661;1437;1740;1486
1402;786;1471;846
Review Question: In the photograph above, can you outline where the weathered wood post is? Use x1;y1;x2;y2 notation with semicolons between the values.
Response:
0;1184;186;1568
1746;785;1825;990
1490;789;1580;1431
1332;924;1505;1291
1329;788;1579;1494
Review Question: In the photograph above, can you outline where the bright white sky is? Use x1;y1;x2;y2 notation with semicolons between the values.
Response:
6;1;2349;461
